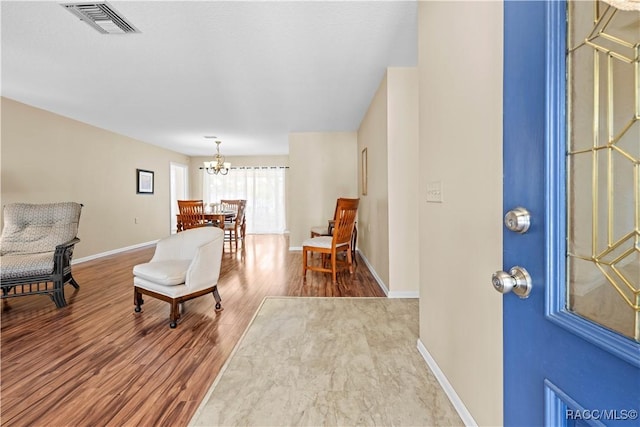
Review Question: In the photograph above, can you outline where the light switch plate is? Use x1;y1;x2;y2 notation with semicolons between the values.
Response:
426;181;443;203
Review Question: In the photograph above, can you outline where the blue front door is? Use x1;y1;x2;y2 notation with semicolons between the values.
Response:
503;1;639;425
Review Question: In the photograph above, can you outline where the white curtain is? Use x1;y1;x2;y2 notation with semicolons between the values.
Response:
203;167;286;234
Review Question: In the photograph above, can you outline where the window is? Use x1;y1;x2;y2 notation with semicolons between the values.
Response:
203;167;287;234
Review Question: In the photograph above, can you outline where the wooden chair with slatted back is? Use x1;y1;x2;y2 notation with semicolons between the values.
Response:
302;198;359;283
220;199;247;235
309;198;358;260
220;199;241;217
177;200;206;230
239;200;247;240
223;200;246;250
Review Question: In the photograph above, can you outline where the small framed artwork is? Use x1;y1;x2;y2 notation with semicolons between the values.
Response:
136;169;154;194
361;148;368;196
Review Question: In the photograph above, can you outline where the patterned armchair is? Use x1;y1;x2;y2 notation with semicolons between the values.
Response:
1;202;83;308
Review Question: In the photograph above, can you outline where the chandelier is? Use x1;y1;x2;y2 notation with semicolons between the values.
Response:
202;140;231;175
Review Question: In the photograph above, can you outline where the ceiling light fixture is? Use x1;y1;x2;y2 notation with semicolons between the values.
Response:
201;140;231;175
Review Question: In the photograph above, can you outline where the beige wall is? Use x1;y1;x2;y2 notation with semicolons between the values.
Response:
1;97;189;259
357;68;419;296
418;2;503;426
357;74;390;286
288;132;358;248
387;68;419;296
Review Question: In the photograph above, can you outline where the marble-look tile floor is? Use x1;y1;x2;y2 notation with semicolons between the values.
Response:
190;297;464;427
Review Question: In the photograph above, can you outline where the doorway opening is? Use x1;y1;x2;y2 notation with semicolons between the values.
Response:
170;162;189;234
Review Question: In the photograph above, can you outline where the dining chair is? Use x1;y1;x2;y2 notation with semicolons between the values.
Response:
310;198;357;260
239;200;247;241
302;198;359;282
220;199;241;219
223;200;246;250
177;200;206;230
220;199;247;234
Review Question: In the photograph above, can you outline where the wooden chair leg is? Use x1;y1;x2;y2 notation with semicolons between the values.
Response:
134;288;144;312
169;300;180;328
212;286;222;311
302;248;308;277
331;251;337;283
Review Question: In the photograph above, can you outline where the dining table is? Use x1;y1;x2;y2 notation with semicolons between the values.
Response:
176;211;235;232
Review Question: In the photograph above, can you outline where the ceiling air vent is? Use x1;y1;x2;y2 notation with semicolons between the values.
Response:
62;2;140;34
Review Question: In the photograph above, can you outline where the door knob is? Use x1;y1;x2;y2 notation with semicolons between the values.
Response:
492;266;532;298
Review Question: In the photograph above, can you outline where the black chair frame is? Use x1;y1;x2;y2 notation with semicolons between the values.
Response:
1;238;81;308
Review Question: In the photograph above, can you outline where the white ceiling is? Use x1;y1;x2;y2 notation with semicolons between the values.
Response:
1;1;417;156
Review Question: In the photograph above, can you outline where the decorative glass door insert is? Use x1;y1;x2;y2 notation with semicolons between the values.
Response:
566;0;640;341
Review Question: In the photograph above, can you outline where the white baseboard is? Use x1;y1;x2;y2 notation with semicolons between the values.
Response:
72;240;158;264
388;290;419;298
358;252;419;298
357;250;390;296
416;339;478;427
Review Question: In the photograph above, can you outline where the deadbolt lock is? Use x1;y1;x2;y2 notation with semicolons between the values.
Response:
504;207;531;233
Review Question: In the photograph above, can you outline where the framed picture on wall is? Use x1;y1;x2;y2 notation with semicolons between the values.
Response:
361;148;368;195
136;169;154;194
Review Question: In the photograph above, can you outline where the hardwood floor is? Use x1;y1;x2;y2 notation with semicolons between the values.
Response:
1;234;385;427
